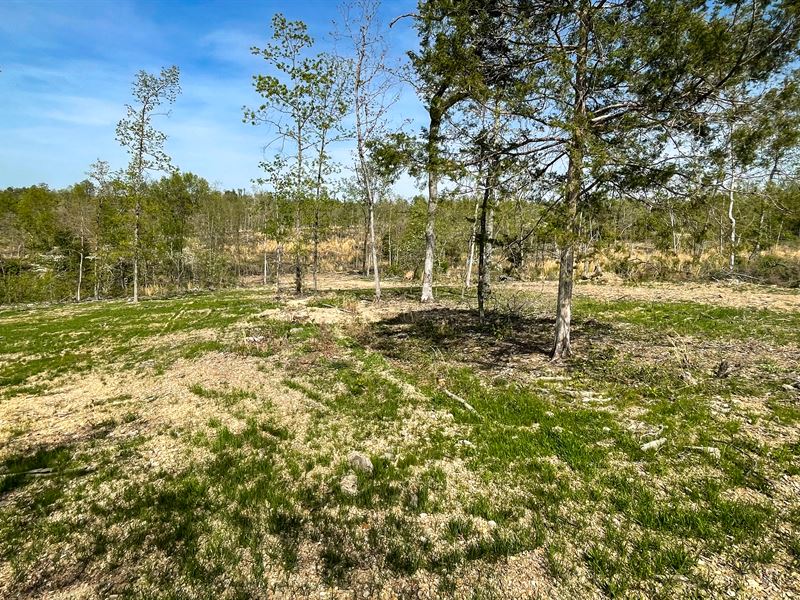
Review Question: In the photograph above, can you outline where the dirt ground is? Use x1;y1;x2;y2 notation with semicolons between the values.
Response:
304;272;800;312
1;276;798;599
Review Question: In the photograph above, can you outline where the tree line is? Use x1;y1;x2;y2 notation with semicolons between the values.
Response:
2;0;800;358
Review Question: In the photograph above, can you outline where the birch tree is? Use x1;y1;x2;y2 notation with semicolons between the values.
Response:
339;0;399;301
87;159;112;300
116;66;181;302
247;15;317;295
247;16;349;295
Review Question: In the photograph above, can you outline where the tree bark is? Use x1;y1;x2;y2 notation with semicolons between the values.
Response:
465;197;480;289
294;122;304;295
312;131;328;293
551;1;589;360
368;200;381;301
727;132;737;271
421;112;441;303
294;210;303;295
754;156;780;256
263;204;274;287
133;196;140;303
275;244;283;294
77;237;84;303
477;163;495;320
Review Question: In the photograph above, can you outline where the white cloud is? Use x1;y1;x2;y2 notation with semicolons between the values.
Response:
0;0;424;197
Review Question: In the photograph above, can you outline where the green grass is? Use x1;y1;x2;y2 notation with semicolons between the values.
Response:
1;285;798;598
0;290;281;393
188;383;256;406
573;297;800;344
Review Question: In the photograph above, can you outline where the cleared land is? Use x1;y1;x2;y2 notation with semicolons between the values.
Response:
0;276;799;599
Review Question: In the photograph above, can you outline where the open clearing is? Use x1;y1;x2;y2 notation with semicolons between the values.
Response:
1;276;799;599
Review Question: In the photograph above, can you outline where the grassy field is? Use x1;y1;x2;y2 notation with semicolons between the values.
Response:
0;278;798;598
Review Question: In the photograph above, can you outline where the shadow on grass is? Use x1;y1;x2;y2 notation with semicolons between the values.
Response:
363;307;613;370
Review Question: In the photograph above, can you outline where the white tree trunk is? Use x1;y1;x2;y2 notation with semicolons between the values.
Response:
728;132;737;271
133;198;140;303
369;201;381;301
77;243;84;303
465;198;479;289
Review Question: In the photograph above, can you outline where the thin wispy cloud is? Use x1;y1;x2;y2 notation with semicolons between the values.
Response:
0;0;423;193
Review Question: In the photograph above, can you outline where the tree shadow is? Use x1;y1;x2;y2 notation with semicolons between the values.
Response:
362;307;613;373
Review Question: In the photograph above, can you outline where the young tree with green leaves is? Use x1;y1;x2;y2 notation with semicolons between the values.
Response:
246;14;329;295
86;159;113;300
60;181;96;302
116;65;181;302
309;53;351;292
408;0;475;303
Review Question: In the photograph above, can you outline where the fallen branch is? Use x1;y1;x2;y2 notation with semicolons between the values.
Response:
686;445;721;460
641;437;666;452
443;389;480;417
0;465;95;478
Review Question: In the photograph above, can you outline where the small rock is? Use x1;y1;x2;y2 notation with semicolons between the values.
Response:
487;520;497;530
457;439;476;448
289;327;304;335
681;371;698;386
688;446;721;460
602;426;611;433
641;437;666;452
340;473;358;496
348;451;373;475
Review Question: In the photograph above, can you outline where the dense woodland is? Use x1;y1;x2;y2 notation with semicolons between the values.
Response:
2;0;800;357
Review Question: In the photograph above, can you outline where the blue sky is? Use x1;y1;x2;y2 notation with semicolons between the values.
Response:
0;0;423;194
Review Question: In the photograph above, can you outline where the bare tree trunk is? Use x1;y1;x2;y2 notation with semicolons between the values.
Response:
361;209;370;276
728;135;737;271
313;207;320;292
294;209;303;295
552;230;576;359
263;207;269;287
77;236;84;303
93;255;99;300
133;197;140;303
421;113;441;303
465;197;480;289
754;157;779;257
669;204;679;254
368;200;381;301
551;2;588;360
477;166;495;320
263;247;274;287
294;122;304;296
312;132;327;293
276;244;283;294
94;200;103;300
